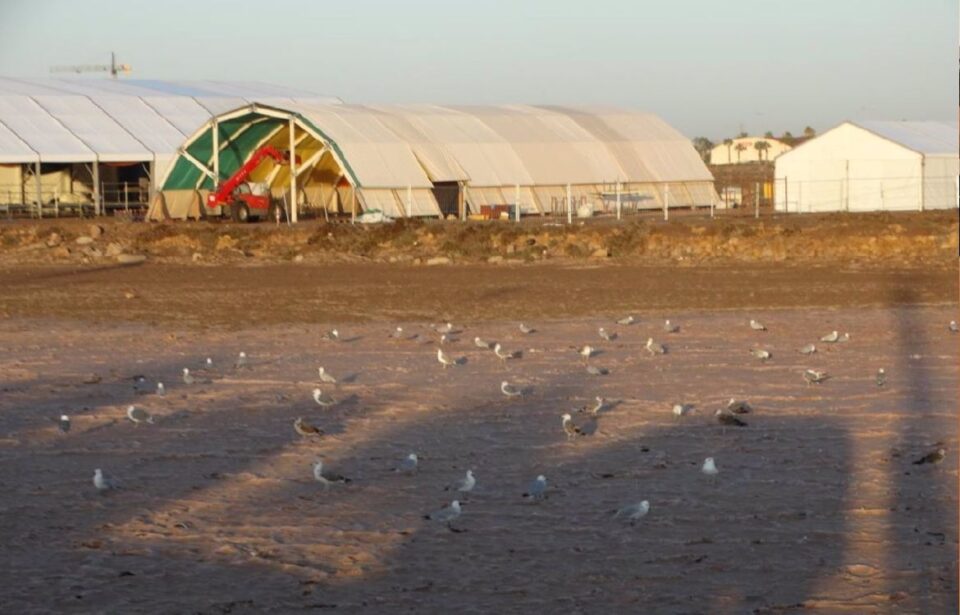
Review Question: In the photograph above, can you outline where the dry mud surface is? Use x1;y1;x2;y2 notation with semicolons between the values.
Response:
0;302;957;613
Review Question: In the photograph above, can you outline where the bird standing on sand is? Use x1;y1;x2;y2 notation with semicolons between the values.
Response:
803;369;830;385
519;323;535;334
614;500;650;524
234;352;247;369
913;448;945;465
562;413;584;438
93;468;118;492
617;315;636;326
182;368;194;385
446;469;476;494
598;327;617;342
396;453;418;474
156;382;165;396
493;343;513;362
586;365;609;376
424;500;462;525
523;475;547;501
474;337;493;349
750;348;772;362
664;320;679;333
126;405;154;425
313;459;351;489
501;381;523;398
645;338;666;355
876;368;886;387
321;329;340;341
715;409;747;427
726;399;752;414
672;403;695;417
798;343;817;355
312;388;336;407
294;417;323;437
749;319;767;331
318;367;337;384
589;396;607;416
949;321;959;333
437;348;457;368
702;457;719;476
59;414;70;434
820;330;839;343
579;345;595;362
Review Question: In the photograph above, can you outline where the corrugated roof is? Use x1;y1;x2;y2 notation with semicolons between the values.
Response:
855;120;959;156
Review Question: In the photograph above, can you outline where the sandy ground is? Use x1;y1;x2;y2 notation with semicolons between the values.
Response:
1;300;957;613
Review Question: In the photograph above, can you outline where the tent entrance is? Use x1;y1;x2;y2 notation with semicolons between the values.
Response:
432;181;460;218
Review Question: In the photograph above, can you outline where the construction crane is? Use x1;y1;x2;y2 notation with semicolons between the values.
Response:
50;52;131;79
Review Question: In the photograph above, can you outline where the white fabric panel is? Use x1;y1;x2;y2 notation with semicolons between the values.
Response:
193;97;249;116
367;108;467;182
922;155;959;210
857;121;959;156
90;95;186;153
141;96;213;135
0;119;37;162
0;96;93;162
0;78;66;95
359;188;403;218
31;95;152;162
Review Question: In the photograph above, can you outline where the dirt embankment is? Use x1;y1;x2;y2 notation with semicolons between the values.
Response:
0;211;956;269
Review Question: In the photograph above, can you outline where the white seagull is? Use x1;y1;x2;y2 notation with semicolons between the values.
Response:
234;352;247;369
586;365;609;376
390;326;405;339
318;367;337;384
424;500;462;524
672;403;695;417
701;457;719;476
474;336;493;349
93;468;118;492
518;323;536;334
126;405;154;425
562;413;584;438
749;319;767;331
949;321;959;333
321;328;340;341
435;322;454;334
820;330;839;343
59;414;70;434
312;388;337;407
803;369;830;385
589;396;607;415
579;345;596;361
664;320;679;333
500;381;523;397
617;315;636;326
876;368;886;387
493;343;515;362
156;382;165;396
396;453;419;474
726;399;752;414
446;469;476;493
614;500;650;523
645;338;666;355
182;368;194;385
523;475;547;501
598;327;617;342
437;348;457;368
798;343;817;355
750;348;772;361
313;459;350;490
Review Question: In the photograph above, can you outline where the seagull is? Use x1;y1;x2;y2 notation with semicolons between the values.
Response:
750;348;772;362
234;352;247;369
390;326;405;339
798;343;817;355
837;332;850;343
950;321;959;333
803;369;830;385
437;348;457;368
313;459;351;489
318;367;337;384
474;336;493;349
664;320;679;333
93;468;118;492
321;328;340;341
522;475;547;501
726;399;752;414
913;448;945;465
424;500;462;524
156;382;165;396
701;457;719;476
562;413;584;438
749;319;767;331
586;365;609;376
294;417;323;437
205;357;214;368
715;408;747;427
614;500;650;524
312;388;336;407
820;330;839;343
672;403;695;417
59;414;70;434
435;322;454;334
616;315;636;326
589;396;607;415
493;343;516;362
645;338;666;355
518;323;536;334
876;368;886;387
126;405;154;425
182;368;195;385
579;345;596;362
440;333;453;345
445;469;476;493
396;453;418;474
598;327;617;342
500;381;523;397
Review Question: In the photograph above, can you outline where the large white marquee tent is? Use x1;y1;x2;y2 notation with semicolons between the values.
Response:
152;102;717;220
0;77;338;211
774;120;959;213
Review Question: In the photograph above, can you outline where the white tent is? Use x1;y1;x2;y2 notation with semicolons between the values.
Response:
774;121;959;213
155;102;716;220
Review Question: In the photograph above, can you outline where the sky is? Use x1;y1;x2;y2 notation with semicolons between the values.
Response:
0;0;956;140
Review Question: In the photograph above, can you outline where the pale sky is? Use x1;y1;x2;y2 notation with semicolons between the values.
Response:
0;0;955;140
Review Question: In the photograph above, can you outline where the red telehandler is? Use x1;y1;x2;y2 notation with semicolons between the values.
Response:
205;145;299;222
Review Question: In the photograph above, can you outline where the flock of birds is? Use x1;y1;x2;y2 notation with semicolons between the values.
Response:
66;316;958;530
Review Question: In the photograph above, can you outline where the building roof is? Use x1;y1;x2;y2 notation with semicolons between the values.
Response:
853;120;959;156
0;77;339;163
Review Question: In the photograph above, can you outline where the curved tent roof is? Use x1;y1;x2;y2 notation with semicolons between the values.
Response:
0;77;339;164
162;101;712;192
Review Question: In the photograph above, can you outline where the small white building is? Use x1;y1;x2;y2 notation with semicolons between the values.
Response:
774;121;959;213
710;137;791;164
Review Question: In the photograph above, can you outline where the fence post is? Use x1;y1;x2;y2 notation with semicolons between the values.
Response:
515;183;520;223
124;182;129;212
93;161;100;216
35;160;42;219
351;186;357;224
918;158;925;211
710;187;715;219
663;184;670;221
755;182;760;219
566;183;572;224
784;177;789;214
616;181;622;220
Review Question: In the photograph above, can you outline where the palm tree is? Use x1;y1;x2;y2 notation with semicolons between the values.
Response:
803;126;816;138
692;137;714;163
734;142;748;163
763;131;774;138
754;140;771;161
723;138;733;164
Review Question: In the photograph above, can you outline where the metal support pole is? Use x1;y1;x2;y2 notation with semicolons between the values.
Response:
663;184;670;221
566;183;572;224
710;188;715;219
35;160;42;219
288;118;298;223
351;186;357;224
458;182;465;221
147;160;156;210
919;158;925;211
844;159;850;212
514;183;520;223
754;182;760;219
212;118;220;183
124;182;129;212
406;185;412;217
92;160;100;216
784;177;789;214
615;181;622;220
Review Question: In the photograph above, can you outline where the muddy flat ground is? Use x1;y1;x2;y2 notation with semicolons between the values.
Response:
0;256;957;613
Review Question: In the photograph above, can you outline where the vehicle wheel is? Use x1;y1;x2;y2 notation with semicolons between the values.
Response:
231;202;250;223
268;201;286;222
